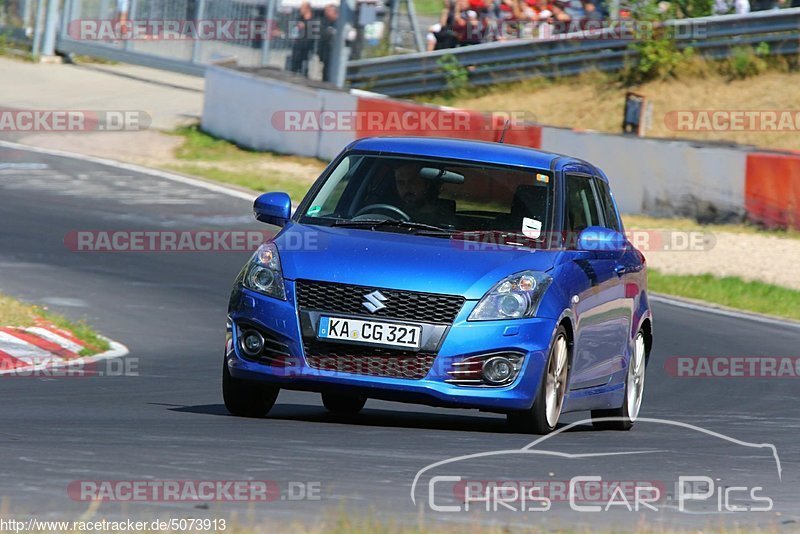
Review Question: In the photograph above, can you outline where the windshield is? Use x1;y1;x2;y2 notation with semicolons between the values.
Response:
299;154;553;242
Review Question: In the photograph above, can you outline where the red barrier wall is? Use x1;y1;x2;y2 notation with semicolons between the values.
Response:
745;153;800;229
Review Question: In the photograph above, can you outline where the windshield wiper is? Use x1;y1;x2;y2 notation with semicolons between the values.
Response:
332;219;455;235
447;230;546;249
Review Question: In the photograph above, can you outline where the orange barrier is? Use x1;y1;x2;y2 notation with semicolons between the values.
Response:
745;153;800;230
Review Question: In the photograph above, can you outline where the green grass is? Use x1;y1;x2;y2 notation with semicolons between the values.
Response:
0;294;110;356
164;163;315;202
414;0;444;17
623;214;800;240
171;124;323;167
649;270;800;321
166;125;327;202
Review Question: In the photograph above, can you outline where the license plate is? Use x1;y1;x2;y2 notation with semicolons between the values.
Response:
317;317;422;349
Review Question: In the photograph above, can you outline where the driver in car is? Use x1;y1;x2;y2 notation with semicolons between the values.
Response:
393;163;452;226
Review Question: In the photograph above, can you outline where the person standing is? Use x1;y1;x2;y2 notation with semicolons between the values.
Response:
319;4;338;82
289;2;315;75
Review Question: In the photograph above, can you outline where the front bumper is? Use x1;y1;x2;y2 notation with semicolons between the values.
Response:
227;281;558;412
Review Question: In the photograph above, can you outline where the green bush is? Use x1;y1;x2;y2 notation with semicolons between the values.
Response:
671;0;714;18
721;44;769;80
621;0;697;84
437;54;469;95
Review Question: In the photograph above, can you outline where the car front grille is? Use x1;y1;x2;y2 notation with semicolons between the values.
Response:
303;339;436;380
295;280;465;324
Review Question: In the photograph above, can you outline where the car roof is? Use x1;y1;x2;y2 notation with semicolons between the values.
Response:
348;136;591;173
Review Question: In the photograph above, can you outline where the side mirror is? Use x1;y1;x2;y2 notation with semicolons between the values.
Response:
577;226;626;252
254;192;292;226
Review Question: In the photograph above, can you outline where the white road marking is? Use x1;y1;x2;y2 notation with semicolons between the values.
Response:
0;163;49;170
0;140;255;201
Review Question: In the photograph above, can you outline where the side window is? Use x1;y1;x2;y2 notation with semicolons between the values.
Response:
565;174;601;232
595;178;622;232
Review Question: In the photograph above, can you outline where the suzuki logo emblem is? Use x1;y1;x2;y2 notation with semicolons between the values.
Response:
362;290;388;313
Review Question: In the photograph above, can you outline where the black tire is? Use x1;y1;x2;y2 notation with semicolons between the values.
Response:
222;360;279;418
321;392;367;414
507;325;570;435
592;329;648;431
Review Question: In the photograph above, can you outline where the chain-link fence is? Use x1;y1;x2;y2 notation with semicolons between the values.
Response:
0;0;41;45
53;0;395;82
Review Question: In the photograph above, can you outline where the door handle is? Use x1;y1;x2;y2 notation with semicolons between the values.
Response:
614;264;627;276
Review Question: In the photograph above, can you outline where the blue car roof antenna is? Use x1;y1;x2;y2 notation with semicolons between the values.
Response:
498;120;510;143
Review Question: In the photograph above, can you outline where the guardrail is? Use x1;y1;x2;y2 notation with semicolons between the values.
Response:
346;8;800;96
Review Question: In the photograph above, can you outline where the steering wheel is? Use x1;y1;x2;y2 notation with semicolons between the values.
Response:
353;203;411;221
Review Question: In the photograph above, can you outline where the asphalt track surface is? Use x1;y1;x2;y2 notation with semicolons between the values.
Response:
1;143;799;530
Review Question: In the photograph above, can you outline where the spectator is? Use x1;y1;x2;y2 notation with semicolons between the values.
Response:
288;2;315;75
712;0;730;14
116;0;129;27
581;0;603;28
734;0;751;13
427;23;441;50
469;0;490;14
750;0;784;9
558;0;585;21
460;9;483;44
435;0;461;48
319;4;338;82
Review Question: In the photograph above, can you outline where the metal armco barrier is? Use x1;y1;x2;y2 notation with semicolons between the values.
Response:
346;8;800;96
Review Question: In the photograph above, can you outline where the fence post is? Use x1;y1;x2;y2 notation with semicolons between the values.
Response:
330;0;355;87
32;0;47;56
22;0;34;31
261;0;277;66
124;0;137;50
59;0;73;41
41;0;60;56
191;0;207;63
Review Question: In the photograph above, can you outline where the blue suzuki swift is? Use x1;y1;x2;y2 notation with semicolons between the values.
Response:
224;137;652;434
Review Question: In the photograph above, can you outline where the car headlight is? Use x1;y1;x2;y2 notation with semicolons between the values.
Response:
469;271;552;321
242;242;286;300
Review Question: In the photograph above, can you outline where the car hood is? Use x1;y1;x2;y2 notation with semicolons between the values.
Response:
275;222;559;300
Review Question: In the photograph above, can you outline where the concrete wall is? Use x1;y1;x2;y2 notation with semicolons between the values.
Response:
203;66;358;160
540;128;748;219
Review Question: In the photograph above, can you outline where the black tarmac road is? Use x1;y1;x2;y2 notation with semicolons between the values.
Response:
1;142;799;530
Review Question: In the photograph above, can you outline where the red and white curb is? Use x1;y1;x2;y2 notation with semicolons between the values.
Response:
0;324;129;376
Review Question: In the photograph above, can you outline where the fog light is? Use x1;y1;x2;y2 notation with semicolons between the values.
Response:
482;356;515;385
240;330;265;357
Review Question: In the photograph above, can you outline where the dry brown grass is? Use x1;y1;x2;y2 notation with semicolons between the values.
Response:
435;69;800;152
